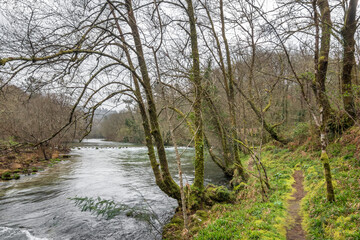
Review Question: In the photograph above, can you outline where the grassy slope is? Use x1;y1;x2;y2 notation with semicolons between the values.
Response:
191;127;360;240
194;148;294;240
301;128;360;240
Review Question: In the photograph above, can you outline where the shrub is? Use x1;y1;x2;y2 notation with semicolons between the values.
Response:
292;122;309;141
1;172;12;180
13;173;20;180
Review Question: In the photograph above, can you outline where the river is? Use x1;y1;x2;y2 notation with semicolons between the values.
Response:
0;139;227;240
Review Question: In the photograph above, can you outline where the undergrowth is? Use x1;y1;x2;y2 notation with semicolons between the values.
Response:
165;126;360;240
193;149;295;240
300;140;360;239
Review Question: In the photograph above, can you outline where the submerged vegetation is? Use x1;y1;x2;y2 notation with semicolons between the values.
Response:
69;196;157;221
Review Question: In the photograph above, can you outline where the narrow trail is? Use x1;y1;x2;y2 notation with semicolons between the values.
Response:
286;170;306;240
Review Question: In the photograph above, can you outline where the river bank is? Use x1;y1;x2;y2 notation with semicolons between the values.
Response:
0;147;70;181
163;127;360;239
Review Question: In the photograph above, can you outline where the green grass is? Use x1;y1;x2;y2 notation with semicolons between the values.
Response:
300;142;360;240
164;128;360;239
192;140;360;240
194;150;295;240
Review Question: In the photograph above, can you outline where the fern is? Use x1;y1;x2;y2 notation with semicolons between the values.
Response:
69;196;154;221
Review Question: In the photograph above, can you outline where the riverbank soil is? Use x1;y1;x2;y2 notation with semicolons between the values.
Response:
0;148;70;180
286;170;306;240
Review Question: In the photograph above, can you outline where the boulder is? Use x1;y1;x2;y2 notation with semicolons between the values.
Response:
205;184;233;203
51;151;60;159
10;163;23;170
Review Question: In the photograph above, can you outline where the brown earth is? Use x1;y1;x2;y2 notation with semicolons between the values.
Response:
0;148;69;180
286;170;307;240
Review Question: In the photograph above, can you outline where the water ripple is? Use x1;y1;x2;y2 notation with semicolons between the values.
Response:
0;139;226;239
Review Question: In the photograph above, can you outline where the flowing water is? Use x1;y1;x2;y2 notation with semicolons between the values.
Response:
0;139;227;240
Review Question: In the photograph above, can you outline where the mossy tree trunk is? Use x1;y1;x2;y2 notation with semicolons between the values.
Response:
185;0;205;194
235;83;288;144
200;1;249;181
219;0;247;181
202;0;286;153
341;0;358;120
203;89;232;174
125;0;180;200
154;48;189;228
200;3;235;176
314;0;335;202
108;3;170;196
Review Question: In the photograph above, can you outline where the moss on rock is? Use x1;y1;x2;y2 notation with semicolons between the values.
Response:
205;184;233;203
1;171;12;180
186;185;203;210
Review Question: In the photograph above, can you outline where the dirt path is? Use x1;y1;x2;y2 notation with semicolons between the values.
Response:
286;170;306;240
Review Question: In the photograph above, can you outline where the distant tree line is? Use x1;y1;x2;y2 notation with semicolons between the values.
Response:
94;109;145;143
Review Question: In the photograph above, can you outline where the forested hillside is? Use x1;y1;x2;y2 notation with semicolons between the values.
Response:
0;84;83;179
0;0;359;239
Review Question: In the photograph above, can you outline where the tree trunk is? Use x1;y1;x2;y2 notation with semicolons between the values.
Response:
341;0;358;120
157;59;189;229
108;3;169;196
220;0;247;181
203;90;232;168
203;133;233;177
40;143;48;160
125;0;180;200
315;0;335;202
185;0;205;193
235;83;288;144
